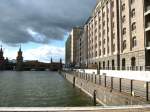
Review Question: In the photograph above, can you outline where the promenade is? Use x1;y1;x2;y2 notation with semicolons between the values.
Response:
0;106;150;112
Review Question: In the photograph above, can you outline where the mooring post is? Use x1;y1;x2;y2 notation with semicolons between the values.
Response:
131;80;133;96
99;75;101;85
111;77;113;92
146;82;149;101
93;90;97;106
73;77;76;88
92;74;93;82
95;75;97;84
119;78;122;92
104;75;106;87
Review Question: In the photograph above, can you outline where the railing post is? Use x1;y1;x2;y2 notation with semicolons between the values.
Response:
95;75;97;84
104;75;106;87
131;80;133;96
99;75;101;85
119;78;122;92
111;77;113;92
93;90;97;106
146;82;149;101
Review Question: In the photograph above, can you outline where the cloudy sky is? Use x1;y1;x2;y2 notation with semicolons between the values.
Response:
0;0;96;62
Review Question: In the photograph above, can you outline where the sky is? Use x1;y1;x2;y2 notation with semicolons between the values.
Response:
0;0;96;63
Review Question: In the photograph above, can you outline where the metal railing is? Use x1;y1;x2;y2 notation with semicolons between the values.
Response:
69;71;150;102
97;66;150;71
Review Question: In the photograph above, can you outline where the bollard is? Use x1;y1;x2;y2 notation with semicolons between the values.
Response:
119;78;122;92
131;80;133;96
99;75;101;85
93;90;97;106
111;77;113;92
146;82;149;101
104;75;106;87
95;75;97;84
73;77;76;88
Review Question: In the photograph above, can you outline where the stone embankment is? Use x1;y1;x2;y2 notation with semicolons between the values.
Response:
62;71;150;106
0;106;150;112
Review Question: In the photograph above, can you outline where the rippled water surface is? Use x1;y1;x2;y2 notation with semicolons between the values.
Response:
0;71;93;107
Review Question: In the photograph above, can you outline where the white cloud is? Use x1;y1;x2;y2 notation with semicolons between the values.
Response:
3;45;65;63
23;45;65;63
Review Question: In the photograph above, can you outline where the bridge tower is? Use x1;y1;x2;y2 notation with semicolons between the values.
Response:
0;45;4;61
16;45;24;71
0;45;5;70
51;57;53;64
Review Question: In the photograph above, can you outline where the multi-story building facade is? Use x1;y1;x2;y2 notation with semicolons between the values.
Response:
87;0;120;70
76;25;88;68
65;35;71;67
65;0;150;70
86;0;150;70
65;27;83;67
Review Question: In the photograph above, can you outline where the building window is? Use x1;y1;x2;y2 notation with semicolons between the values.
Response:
103;12;105;17
122;58;126;70
99;50;101;56
103;30;105;35
103;39;106;44
123;28;126;35
131;22;136;31
131;57;136;67
112;44;115;52
108;46;110;53
111;1;114;8
113;33;115;39
99;25;101;29
132;36;137;47
131;9;135;18
122;15;126;23
103;21;105;27
123;40;126;50
112;22;115;28
95;51;97;57
131;0;135;4
122;4;125;11
112;12;114;18
103;48;105;55
99;41;101;46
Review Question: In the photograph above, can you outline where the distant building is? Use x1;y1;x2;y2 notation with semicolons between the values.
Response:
16;46;24;71
76;25;88;68
0;45;5;70
0;45;14;70
65;0;150;70
65;27;84;68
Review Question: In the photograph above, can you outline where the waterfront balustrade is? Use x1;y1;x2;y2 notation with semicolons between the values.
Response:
63;71;150;102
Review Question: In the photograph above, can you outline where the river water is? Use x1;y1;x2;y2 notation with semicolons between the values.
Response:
0;71;93;107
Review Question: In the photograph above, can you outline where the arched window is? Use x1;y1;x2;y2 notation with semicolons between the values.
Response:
123;28;126;35
123;40;126;50
131;57;136;70
132;22;136;31
132;36;137;48
103;61;105;69
112;60;115;70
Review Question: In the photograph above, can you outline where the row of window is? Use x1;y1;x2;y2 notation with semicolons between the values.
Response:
122;37;137;50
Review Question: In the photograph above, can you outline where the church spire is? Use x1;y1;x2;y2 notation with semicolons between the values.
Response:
17;45;23;63
19;44;22;52
0;45;2;52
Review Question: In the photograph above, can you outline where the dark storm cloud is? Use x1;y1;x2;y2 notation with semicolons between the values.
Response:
0;0;96;44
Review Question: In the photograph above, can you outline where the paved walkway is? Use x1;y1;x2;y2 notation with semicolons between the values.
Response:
0;105;150;112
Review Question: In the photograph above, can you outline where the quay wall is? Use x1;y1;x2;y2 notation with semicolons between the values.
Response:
62;72;149;106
